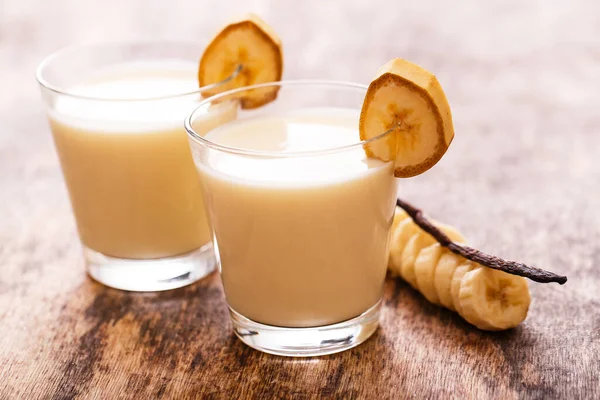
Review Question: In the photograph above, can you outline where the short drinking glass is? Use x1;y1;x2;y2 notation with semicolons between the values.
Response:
37;42;238;291
186;81;398;356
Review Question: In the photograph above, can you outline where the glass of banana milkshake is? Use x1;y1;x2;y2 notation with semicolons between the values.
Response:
186;81;399;356
37;42;238;291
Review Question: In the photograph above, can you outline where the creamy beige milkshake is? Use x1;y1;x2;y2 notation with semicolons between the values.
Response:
49;61;235;259
195;108;398;327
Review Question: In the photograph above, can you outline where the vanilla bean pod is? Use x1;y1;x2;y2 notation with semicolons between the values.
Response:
396;198;567;284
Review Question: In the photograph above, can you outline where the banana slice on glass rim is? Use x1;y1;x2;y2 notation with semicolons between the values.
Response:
198;13;283;108
360;58;454;177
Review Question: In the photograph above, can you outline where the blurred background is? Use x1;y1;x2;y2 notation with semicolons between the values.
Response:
2;0;598;123
1;0;598;288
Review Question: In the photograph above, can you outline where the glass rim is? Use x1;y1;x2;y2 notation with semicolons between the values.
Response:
35;40;241;102
185;80;394;158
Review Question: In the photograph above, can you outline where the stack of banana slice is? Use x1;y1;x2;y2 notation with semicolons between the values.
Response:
389;208;531;331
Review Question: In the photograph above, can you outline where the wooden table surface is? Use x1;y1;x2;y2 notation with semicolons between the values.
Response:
1;1;598;398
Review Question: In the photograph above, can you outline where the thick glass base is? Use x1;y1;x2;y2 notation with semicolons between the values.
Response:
85;243;216;292
230;300;381;357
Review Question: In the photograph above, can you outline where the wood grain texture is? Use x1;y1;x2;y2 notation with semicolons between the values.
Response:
1;0;599;398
